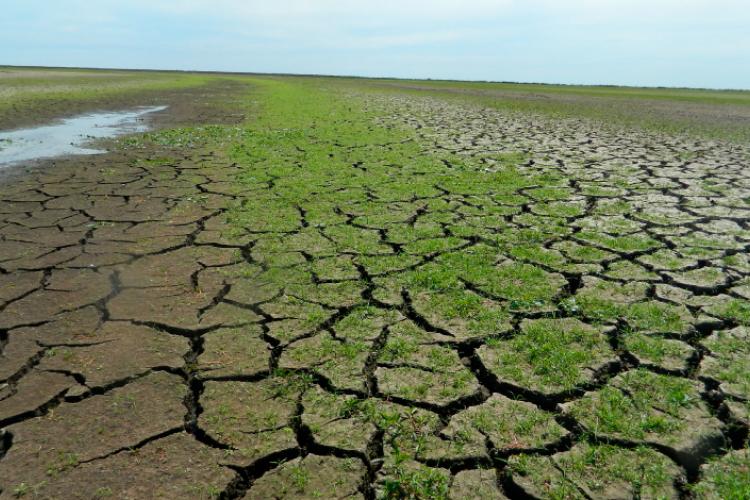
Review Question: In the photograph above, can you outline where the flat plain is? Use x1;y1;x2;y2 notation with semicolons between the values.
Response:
0;67;749;499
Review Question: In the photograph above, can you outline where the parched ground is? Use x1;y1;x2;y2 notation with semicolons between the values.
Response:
0;75;749;499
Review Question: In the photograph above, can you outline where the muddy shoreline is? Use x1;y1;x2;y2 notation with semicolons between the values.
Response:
0;80;249;180
0;78;249;133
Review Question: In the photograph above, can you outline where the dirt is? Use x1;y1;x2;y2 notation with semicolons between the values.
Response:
0;79;749;499
377;81;750;133
0;78;247;132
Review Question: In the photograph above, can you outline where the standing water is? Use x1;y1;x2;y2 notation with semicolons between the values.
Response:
0;105;167;166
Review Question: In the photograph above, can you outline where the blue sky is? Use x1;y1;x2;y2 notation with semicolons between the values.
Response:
2;0;748;89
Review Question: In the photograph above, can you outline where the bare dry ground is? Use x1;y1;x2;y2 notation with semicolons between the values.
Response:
0;71;749;499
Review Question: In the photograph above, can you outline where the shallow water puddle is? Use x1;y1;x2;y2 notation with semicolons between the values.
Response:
0;105;167;166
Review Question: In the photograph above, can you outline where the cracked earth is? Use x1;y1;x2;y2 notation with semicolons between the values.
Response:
0;83;749;499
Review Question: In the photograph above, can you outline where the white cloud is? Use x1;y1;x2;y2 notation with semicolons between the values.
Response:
3;0;748;87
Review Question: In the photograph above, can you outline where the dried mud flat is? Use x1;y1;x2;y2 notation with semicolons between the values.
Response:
0;82;749;499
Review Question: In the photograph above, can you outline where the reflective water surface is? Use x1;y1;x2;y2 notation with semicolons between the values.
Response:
0;106;167;166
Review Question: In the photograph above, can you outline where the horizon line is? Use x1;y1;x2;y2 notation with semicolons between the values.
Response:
2;64;748;93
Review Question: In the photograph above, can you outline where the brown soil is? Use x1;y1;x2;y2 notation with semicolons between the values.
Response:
0;84;254;497
0;78;248;132
376;81;750;133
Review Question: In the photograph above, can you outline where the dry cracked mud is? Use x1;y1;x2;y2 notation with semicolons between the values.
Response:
0;80;749;499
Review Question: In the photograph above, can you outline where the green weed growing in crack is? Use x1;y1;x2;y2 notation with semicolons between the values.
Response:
11;483;29;498
691;446;750;499
623;332;692;365
380;337;419;362
45;452;79;477
270;368;316;394
186;483;222;499
509;443;679;498
709;298;750;326
93;487;114;498
11;481;47;499
380;468;450;499
568;369;699;441
289;465;311;493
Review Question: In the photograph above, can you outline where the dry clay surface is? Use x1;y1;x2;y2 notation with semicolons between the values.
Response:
0;93;749;499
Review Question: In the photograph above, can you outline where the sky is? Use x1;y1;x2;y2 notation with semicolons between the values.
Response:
2;0;748;89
